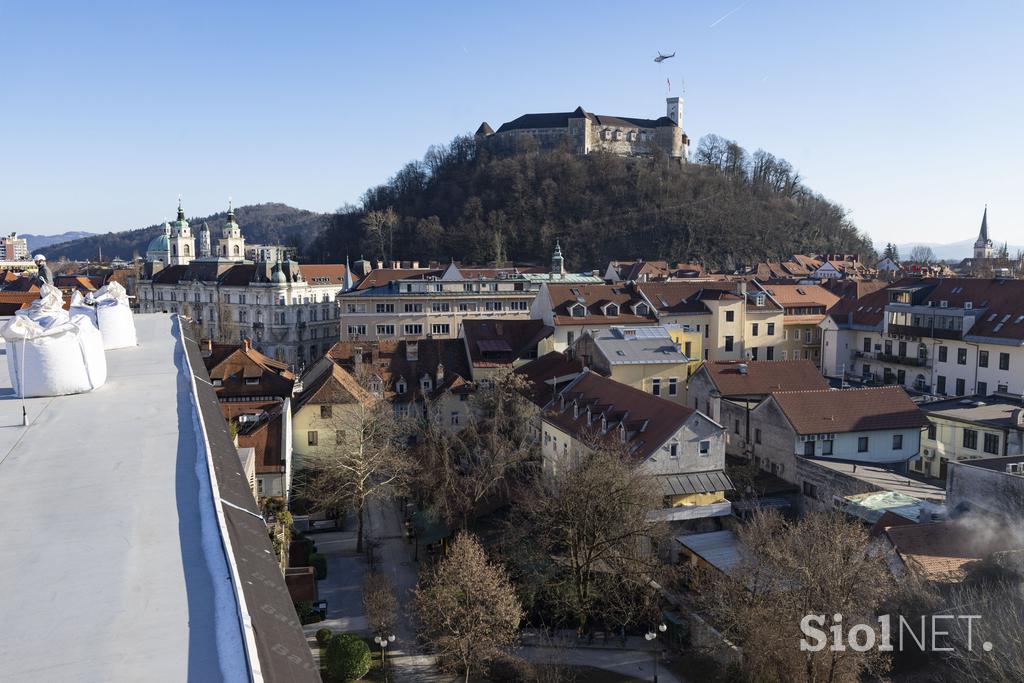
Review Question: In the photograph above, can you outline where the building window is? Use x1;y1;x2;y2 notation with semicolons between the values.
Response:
938;346;948;363
376;303;395;313
699;440;710;455
321;405;332;419
957;348;967;365
734;419;740;434
927;423;937;440
669;442;679;457
766;346;774;360
999;352;1010;371
450;412;460;426
651;378;661;396
725;310;735;322
802;481;819;499
963;429;978;450
982;432;999;454
752;323;759;337
336;430;346;445
668;378;677;396
979;350;989;368
724;336;734;352
348;325;367;335
755;428;762;444
863;337;871;353
432;302;451;312
404;303;423;313
566;331;575;347
751;348;759;360
892;434;903;450
821;439;833;455
956;378;966;396
936;375;946;395
684;341;692;357
377;324;395;336
977;381;987;396
404;324;423;335
767;323;775;335
307;431;318;446
431;324;450;335
803;441;814;457
858;436;869;452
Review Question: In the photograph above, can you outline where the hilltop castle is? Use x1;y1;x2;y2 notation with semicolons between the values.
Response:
476;97;689;160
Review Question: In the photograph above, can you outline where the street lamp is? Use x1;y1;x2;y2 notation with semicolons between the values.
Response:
643;623;668;683
374;634;396;682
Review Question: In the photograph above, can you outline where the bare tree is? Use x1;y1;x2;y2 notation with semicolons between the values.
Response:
414;531;524;683
362;572;398;636
361;208;398;263
908;245;936;264
506;442;671;631
302;398;412;552
695;510;892;683
414;372;538;529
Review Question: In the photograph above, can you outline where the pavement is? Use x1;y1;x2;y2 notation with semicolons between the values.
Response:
301;501;688;683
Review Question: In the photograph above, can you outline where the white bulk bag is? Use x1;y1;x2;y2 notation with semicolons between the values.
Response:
2;292;107;398
69;290;98;327
90;281;137;349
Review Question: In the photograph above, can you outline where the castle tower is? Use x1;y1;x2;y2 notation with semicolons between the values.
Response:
167;197;195;265
198;221;211;258
218;200;246;260
974;206;993;260
666;96;684;126
551;239;566;277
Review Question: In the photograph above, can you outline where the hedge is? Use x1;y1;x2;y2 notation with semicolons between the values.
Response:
325;633;371;681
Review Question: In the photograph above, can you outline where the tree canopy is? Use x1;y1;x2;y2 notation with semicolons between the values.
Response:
312;134;874;270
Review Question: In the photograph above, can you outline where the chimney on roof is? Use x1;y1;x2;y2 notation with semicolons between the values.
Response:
354;347;363;366
436;363;444;384
376;260;384;269
407;341;418;362
201;338;213;357
242;338;252;352
411;260;420;269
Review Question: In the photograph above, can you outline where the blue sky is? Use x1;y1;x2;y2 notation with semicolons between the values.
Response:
2;1;1021;249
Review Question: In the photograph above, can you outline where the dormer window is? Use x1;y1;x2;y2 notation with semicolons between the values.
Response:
604;302;620;317
669;442;679;458
569;303;586;317
395;378;407;394
754;293;766;307
633;302;650;316
421;374;433;393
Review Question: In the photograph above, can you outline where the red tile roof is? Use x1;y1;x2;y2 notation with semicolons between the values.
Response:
545;284;657;326
700;360;829;397
354;268;442;290
544;370;697;460
514;351;584;406
884;520;1024;581
203;341;295;399
771;386;926;435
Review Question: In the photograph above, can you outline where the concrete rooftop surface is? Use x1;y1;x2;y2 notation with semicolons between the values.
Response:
0;314;318;683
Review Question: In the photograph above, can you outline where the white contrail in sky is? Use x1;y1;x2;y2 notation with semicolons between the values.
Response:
709;0;751;28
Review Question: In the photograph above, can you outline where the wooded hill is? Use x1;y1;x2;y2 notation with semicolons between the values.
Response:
39;203;325;262
310;134;874;271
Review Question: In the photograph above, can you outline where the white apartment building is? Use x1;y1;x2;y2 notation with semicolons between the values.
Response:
822;279;1024;397
338;246;602;343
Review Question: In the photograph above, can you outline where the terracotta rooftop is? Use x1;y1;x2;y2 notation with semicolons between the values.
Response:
354;268;442;290
202;340;295;399
293;359;374;412
546;284;657;326
771;386;926;435
326;338;472;403
760;283;840;309
884;519;1024;581
514;351;584;407
700;360;829;397
544;370;697;460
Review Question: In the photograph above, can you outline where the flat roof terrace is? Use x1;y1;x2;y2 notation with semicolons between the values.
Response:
0;314;317;682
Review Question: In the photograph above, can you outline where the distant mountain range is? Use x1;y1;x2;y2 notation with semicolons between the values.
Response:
896;238;1024;262
38;203;327;262
21;231;97;252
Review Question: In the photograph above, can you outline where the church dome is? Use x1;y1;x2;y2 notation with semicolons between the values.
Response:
270;262;287;284
147;232;169;254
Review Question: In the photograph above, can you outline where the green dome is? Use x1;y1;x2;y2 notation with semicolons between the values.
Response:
147;233;169;254
271;262;287;284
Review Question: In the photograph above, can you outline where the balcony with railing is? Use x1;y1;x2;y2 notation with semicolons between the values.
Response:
854;350;931;368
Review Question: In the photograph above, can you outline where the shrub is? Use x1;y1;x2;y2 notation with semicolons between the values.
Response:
325;633;371;681
316;628;333;646
309;552;327;580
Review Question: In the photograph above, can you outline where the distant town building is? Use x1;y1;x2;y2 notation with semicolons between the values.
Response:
0;233;29;261
571;326;691;404
476;98;689;160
